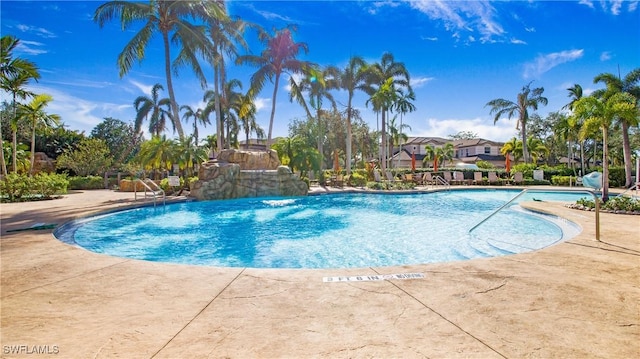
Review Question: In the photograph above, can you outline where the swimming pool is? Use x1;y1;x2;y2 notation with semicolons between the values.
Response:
55;189;585;269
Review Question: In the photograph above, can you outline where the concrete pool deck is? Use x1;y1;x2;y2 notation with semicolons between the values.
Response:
1;188;638;358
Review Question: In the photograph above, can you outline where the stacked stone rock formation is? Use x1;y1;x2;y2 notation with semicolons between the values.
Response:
190;149;308;200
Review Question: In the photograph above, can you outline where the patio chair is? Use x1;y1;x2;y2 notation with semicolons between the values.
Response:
373;170;383;183
443;171;453;184
488;172;501;185
472;172;484;185
422;172;435;186
453;171;467;185
403;173;414;183
385;171;398;183
512;171;523;185
413;172;424;185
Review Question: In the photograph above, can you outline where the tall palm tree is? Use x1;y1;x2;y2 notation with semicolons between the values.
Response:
574;92;637;201
364;53;412;172
339;56;369;175
136;135;177;179
237;26;311;148
133;83;173;137
564;84;586;173
180;104;208;145
1;35;40;175
16;94;60;175
94;1;225;139
289;65;340;169
593;68;640;187
232;90;264;149
388;114;412;168
205;15;250;152
486;82;548;163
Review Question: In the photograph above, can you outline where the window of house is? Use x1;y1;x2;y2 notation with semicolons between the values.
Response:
484;146;491;154
465;149;469;156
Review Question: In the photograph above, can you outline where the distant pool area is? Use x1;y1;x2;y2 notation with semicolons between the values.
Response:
55;189;585;269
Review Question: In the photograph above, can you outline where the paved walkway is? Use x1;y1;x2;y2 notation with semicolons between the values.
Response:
1;188;638;358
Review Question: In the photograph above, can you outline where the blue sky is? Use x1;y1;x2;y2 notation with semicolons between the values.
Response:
1;0;639;143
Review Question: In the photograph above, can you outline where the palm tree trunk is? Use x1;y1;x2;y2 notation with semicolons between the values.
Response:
213;61;223;152
316;107;324;170
521;118;529;164
621;121;633;187
602;127;609;202
267;74;280;149
346;100;353;175
0;116;7;176
380;109;387;173
11;94;18;174
161;32;184;139
29;120;36;175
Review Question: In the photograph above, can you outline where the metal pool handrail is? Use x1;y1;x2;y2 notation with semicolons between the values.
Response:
469;188;600;241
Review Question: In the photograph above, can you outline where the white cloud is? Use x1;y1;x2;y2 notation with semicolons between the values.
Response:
421;36;438;41
523;49;584;79
413;117;517;142
510;38;527;45
579;0;637;14
15;24;56;38
15;40;47;56
406;0;504;43
578;0;595;9
254;97;270;112
410;76;435;89
129;80;153;96
600;51;612;61
27;85;131;134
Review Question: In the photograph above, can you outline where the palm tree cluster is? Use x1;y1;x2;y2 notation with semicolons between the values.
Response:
1;35;59;176
489;69;639;201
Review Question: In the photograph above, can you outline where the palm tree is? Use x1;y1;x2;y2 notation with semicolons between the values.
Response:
237;26;311;148
526;137;549;164
94;1;225;139
563;84;586;173
364;53;412;172
232;90;264;149
573;92;637;201
441;143;455;168
388;114;412;168
289;65;340;169
16;94;60;175
339;56;369;175
393;88;416;151
136;135;177;179
593;68;640;187
1;35;40;175
180;104;208;145
174;135;207;177
486;82;548;163
501;137;519;165
133;84;173;137
205;15;250;152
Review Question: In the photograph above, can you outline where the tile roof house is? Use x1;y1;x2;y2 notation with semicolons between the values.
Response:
389;137;508;169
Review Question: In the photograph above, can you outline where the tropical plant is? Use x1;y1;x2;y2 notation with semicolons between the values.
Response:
364;53;412;172
526;137;550;164
573;92;637;201
136;135;177;179
237;26;311;147
1;35;41;175
173;135;207;177
16;94;60;175
232;90;264;149
94;0;226;139
56;138;113;176
205;14;250;152
289;65;340;169
593;68;640;187
501;137;520;164
339;56;369;175
133;83;173;137
91;117;141;166
272;135;321;178
180;104;208;145
486;82;548;163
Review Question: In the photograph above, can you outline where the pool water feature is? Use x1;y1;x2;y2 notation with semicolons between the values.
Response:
55;190;584;269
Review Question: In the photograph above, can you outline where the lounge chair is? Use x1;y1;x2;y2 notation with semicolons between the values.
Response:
373;170;383;183
453;171;467;185
443;171;453;184
422;172;435;185
472;172;484;185
403;173;414;183
488;172;500;185
512;171;523;185
413;172;424;185
385;171;398;183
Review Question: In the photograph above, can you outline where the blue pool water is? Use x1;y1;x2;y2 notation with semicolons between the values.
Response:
55;190;586;269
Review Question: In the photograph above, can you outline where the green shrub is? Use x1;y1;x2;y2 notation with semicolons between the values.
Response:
349;172;367;187
0;173;68;202
551;175;582;186
68;175;104;190
575;196;640;212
